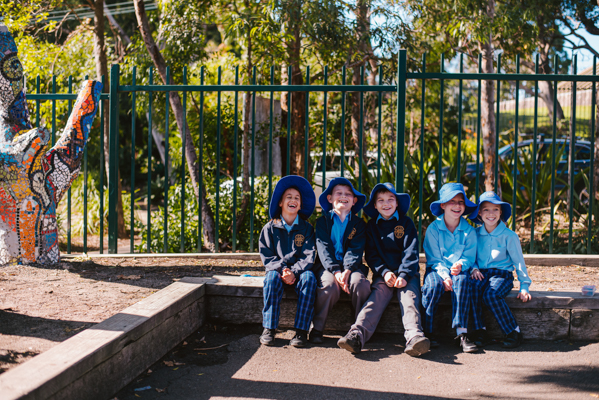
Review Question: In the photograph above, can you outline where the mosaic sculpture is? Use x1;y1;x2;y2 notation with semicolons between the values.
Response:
0;23;101;265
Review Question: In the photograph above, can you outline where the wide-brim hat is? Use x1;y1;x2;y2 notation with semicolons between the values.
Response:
470;191;512;224
318;177;366;214
363;182;411;219
269;175;316;220
430;182;477;217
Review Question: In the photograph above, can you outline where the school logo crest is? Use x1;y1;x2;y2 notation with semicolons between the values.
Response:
347;228;357;240
294;234;305;247
394;225;405;239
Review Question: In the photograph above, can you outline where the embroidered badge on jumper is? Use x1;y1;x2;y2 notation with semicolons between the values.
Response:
394;225;404;239
347;228;357;240
294;234;305;247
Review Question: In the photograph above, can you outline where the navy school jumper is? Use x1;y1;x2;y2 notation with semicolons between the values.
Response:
258;217;317;278
365;213;420;280
314;212;368;276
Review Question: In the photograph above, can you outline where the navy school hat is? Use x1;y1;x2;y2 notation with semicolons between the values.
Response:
430;182;477;217
269;175;316;220
318;177;366;214
363;182;411;219
470;191;512;224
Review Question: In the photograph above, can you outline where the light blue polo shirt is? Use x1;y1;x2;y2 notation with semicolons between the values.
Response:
282;215;299;232
474;221;531;292
423;216;477;280
330;210;350;261
377;210;399;223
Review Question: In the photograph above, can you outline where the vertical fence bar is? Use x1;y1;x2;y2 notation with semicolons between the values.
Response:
475;54;482;200
322;66;329;191
287;66;292;177
163;67;171;253
197;66;205;252
304;66;310;180
83;74;89;254
494;54;502;193
130;67;137;253
232;66;240;252
358;66;365;196
99;74;105;254
341;66;347;177
36;76;40;127
108;64;120;254
180;67;187;253
588;57;597;254
512;55;520;231
67;76;72;254
437;53;445;188
568;55;577;253
51;75;56;145
147;67;154;253
456;54;463;183
268;66;274;201
249;67;257;252
549;55;559;253
377;65;383;183
530;55;539;253
215;66;222;253
396;49;407;192
418;53;426;252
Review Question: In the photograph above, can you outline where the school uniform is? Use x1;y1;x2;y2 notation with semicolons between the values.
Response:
470;192;531;336
312;210;371;332
421;183;478;336
259;175;317;337
259;216;317;332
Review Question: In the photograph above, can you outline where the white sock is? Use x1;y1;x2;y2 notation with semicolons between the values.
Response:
514;326;520;333
456;328;467;335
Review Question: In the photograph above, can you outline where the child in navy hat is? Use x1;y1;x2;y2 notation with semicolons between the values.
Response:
337;183;430;356
422;182;478;352
310;178;371;344
258;175;318;347
468;191;532;349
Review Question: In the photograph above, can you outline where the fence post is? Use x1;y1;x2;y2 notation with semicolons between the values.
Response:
108;64;120;254
395;49;407;192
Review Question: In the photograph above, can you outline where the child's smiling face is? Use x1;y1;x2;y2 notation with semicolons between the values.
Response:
440;193;465;218
478;201;501;228
374;191;397;220
279;188;301;217
327;184;357;214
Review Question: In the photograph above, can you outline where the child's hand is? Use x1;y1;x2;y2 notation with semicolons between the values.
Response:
282;268;296;285
450;262;462;276
443;278;453;291
394;277;407;289
335;270;351;294
517;290;532;303
384;271;396;288
471;268;484;281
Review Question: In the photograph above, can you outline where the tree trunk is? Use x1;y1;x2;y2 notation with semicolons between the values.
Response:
479;0;497;193
538;51;565;121
93;0;127;238
134;0;217;252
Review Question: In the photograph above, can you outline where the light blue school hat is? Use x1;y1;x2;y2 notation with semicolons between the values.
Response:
269;175;316;220
318;177;366;214
363;182;411;219
470;191;512;224
429;182;477;217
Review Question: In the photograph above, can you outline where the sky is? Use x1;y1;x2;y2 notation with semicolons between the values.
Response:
572;28;599;72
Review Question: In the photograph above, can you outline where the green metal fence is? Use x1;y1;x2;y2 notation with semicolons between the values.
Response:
27;50;599;255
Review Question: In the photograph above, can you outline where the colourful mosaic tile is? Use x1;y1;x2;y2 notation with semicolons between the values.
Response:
0;23;102;265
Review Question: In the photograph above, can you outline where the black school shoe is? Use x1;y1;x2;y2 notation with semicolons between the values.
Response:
502;330;523;349
455;333;479;353
470;329;494;347
309;329;324;344
337;330;362;354
290;329;309;348
260;328;276;346
404;336;431;357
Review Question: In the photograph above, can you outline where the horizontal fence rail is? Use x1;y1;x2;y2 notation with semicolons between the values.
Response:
25;50;599;256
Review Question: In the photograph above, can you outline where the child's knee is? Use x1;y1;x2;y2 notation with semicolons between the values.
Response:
299;270;317;287
264;271;282;287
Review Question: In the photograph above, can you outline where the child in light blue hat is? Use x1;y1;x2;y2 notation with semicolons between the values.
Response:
468;191;532;349
422;182;479;352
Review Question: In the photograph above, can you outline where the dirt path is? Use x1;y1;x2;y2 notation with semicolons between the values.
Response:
0;258;597;375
